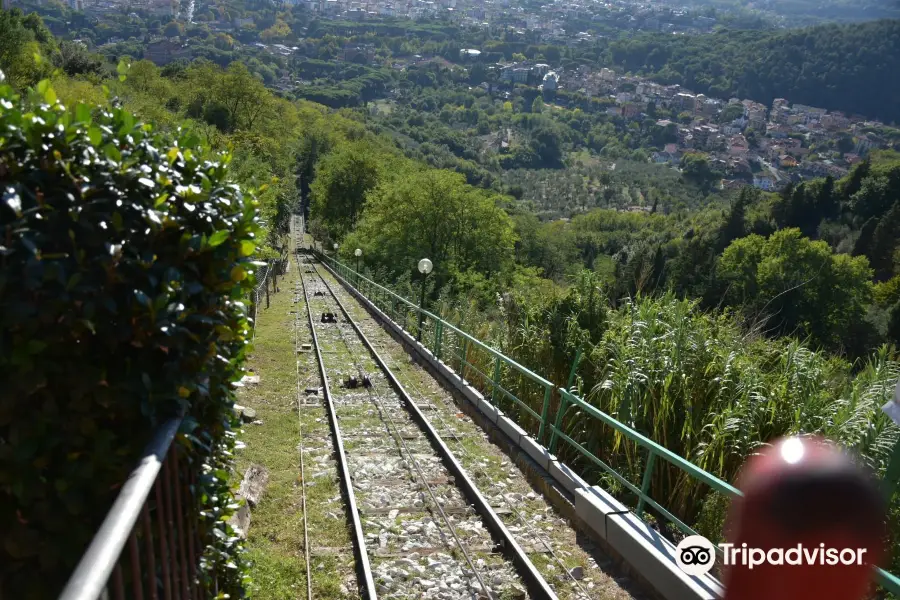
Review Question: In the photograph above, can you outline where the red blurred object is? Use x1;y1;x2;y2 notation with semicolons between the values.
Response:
723;436;887;600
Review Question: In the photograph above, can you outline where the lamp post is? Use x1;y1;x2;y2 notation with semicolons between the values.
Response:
416;258;432;342
333;243;338;260
354;248;362;287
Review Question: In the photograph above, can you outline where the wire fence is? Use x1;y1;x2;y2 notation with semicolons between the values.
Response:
249;252;289;339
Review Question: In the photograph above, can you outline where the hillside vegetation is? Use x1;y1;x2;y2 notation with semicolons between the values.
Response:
3;10;900;590
609;19;900;123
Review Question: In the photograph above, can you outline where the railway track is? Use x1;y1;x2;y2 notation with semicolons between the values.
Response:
313;256;644;600
296;243;559;600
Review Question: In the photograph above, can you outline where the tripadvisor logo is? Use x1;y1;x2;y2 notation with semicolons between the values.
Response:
676;535;717;576
675;535;869;576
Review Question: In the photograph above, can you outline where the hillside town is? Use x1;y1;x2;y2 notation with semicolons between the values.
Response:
479;58;894;190
8;0;896;194
5;0;740;34
292;0;734;34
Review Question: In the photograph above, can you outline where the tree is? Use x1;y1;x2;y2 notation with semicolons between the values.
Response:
868;201;900;281
346;168;515;286
309;140;384;239
719;103;745;123
164;20;184;38
680;152;721;194
53;40;102;76
718;186;755;250
215;62;271;131
469;62;486;85
213;33;235;50
836;135;855;154
717;228;873;352
260;19;291;42
0;9;52;89
528;121;565;167
853;216;878;258
531;96;544;114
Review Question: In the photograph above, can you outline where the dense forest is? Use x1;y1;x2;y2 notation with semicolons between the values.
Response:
685;0;900;24
609;19;900;123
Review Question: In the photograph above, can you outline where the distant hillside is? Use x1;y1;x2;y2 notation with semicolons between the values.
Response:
684;0;900;25
607;19;900;123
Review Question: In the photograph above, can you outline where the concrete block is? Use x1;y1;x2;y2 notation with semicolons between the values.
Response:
477;396;501;423
606;512;724;600
463;385;485;408
574;485;629;539
549;459;590;494
520;435;553;470
497;414;527;445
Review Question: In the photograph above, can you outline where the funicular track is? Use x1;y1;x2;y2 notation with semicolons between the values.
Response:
315;270;624;600
297;247;558;600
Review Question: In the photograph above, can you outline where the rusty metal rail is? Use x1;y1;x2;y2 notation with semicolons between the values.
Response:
58;417;206;600
310;255;559;600
297;253;378;600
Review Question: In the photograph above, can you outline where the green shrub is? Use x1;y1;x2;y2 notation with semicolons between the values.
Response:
0;74;257;598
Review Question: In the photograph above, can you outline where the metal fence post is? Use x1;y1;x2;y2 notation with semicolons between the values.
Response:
434;320;443;360
637;449;657;517
549;390;568;454
538;385;552;442
491;355;502;404
460;338;469;381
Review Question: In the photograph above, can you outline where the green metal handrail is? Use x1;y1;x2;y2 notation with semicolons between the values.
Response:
318;252;900;596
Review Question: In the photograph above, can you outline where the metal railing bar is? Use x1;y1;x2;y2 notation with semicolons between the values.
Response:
112;562;125;600
550;428;643;496
441;352;544;420
172;452;190;599
128;530;143;600
491;382;543;422
559;390;741;497
141;504;158;600
319;250;900;597
157;466;174;600
321;255;553;390
877;567;900;594
59;417;182;600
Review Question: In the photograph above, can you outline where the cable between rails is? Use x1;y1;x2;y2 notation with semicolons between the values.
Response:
306;261;495;599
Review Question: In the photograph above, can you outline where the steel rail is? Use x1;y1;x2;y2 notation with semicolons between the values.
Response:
314;258;559;600
365;333;595;599
318;260;592;597
306;263;493;599
288;226;314;600
298;254;378;600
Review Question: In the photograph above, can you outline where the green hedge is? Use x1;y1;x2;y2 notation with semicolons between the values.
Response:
0;73;257;598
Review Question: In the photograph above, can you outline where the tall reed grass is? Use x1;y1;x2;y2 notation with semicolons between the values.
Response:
371;265;900;571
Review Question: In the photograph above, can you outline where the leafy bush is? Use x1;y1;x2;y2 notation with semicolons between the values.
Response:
0;74;257;598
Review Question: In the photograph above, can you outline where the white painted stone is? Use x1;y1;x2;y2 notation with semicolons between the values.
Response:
497;414;526;445
606;512;724;600
476;396;501;423
519;435;553;470
549;459;589;494
573;485;629;539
